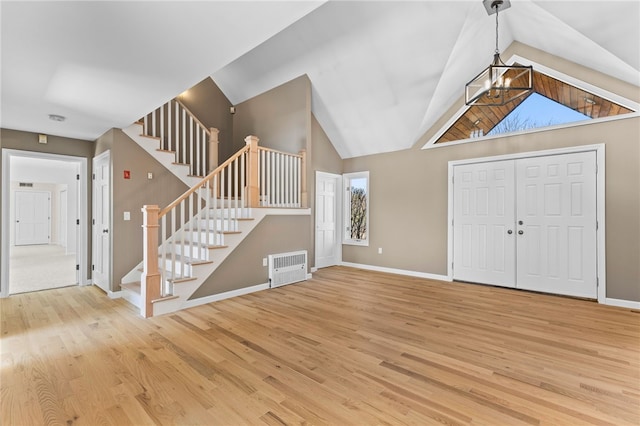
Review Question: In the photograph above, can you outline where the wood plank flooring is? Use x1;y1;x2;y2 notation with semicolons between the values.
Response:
1;266;639;425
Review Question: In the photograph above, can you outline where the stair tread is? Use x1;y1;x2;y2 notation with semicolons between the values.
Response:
169;276;197;284
157;149;175;153
140;134;160;141
151;294;179;303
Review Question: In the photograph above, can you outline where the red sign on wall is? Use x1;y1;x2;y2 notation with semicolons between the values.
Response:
124;170;130;179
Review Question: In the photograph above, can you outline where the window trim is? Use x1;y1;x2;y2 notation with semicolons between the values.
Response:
343;171;369;246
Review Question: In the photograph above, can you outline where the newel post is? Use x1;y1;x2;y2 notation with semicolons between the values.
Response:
208;127;219;173
299;149;308;208
245;135;260;208
141;205;161;318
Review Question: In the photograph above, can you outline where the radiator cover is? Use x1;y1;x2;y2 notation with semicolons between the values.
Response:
268;250;308;288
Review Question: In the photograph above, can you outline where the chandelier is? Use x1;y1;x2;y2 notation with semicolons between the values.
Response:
465;0;533;106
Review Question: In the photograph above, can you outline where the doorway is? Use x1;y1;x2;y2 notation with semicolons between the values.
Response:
1;150;88;297
315;172;342;269
448;145;605;301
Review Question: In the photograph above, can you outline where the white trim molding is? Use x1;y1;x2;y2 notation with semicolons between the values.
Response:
1;149;88;298
182;283;270;310
604;298;640;310
341;262;450;282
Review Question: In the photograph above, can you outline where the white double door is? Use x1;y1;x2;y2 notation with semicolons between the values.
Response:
453;151;597;298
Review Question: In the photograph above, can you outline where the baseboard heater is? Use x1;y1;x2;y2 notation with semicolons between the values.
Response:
268;250;308;288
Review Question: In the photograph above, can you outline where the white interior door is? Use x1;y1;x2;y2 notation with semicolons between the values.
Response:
315;172;341;269
15;191;51;246
453;161;516;287
92;151;111;292
516;152;597;298
452;151;598;299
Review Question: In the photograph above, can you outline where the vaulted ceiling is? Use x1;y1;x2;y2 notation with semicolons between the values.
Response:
1;1;638;159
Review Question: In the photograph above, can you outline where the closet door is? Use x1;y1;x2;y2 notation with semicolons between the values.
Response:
515;152;597;298
453;160;516;287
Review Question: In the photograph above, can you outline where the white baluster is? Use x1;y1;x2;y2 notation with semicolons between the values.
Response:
181;107;186;164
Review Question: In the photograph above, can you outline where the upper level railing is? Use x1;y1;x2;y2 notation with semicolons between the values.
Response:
141;98;218;177
139;136;307;317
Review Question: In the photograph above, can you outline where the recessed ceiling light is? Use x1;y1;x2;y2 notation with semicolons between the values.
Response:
48;114;66;122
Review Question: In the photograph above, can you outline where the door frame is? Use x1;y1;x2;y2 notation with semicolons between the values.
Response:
315;171;342;270
1;149;88;298
447;144;606;304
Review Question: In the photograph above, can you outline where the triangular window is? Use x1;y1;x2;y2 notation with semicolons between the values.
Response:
486;93;589;136
432;70;634;144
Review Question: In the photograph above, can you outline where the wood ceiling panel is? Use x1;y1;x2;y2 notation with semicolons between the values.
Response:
436;71;634;144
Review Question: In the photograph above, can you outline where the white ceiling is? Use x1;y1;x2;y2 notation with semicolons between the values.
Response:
2;1;639;159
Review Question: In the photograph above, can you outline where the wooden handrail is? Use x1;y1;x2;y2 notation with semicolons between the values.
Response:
159;144;250;217
257;146;304;158
175;98;211;137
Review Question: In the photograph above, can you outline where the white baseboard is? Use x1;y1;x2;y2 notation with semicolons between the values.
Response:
107;290;122;299
605;298;640;310
183;283;270;309
340;262;450;282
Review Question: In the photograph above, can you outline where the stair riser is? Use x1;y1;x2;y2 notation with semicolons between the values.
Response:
187;232;225;246
203;207;248;218
195;219;238;232
160;259;193;276
171;244;211;261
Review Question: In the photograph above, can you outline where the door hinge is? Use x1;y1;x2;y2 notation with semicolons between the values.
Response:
92;219;95;225
596;221;599;230
452;175;455;184
76;219;80;225
76;174;80;180
92;173;95;180
92;264;95;271
597;277;599;287
76;264;80;271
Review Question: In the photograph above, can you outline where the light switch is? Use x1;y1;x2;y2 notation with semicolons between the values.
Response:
123;211;130;221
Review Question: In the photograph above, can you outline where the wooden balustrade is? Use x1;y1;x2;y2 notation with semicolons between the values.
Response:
140;136;306;317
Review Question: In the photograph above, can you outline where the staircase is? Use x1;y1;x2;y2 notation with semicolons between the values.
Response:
119;97;308;317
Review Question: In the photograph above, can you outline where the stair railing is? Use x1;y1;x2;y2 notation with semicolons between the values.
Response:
141;98;219;177
140;136;307;317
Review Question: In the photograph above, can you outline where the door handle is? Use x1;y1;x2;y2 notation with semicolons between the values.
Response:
518;230;524;235
507;230;513;234
103;229;109;233
518;220;524;225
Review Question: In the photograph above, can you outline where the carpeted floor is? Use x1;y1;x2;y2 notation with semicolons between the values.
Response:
9;244;77;294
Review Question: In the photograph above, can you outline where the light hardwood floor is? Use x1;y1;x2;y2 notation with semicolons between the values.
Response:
1;266;639;425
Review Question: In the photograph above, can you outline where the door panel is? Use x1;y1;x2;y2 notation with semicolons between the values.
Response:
516;152;597;298
453;160;516;287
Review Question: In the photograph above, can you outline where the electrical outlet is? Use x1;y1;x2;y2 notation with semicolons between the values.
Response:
263;258;268;267
124;211;130;221
147;172;153;180
378;247;383;254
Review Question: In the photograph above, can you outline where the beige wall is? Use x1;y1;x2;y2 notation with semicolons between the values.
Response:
190;215;311;299
178;77;235;163
0;128;94;292
343;42;640;302
94;129;188;291
232;75;311;154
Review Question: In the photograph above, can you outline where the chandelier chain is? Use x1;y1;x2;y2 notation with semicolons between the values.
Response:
495;5;500;54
